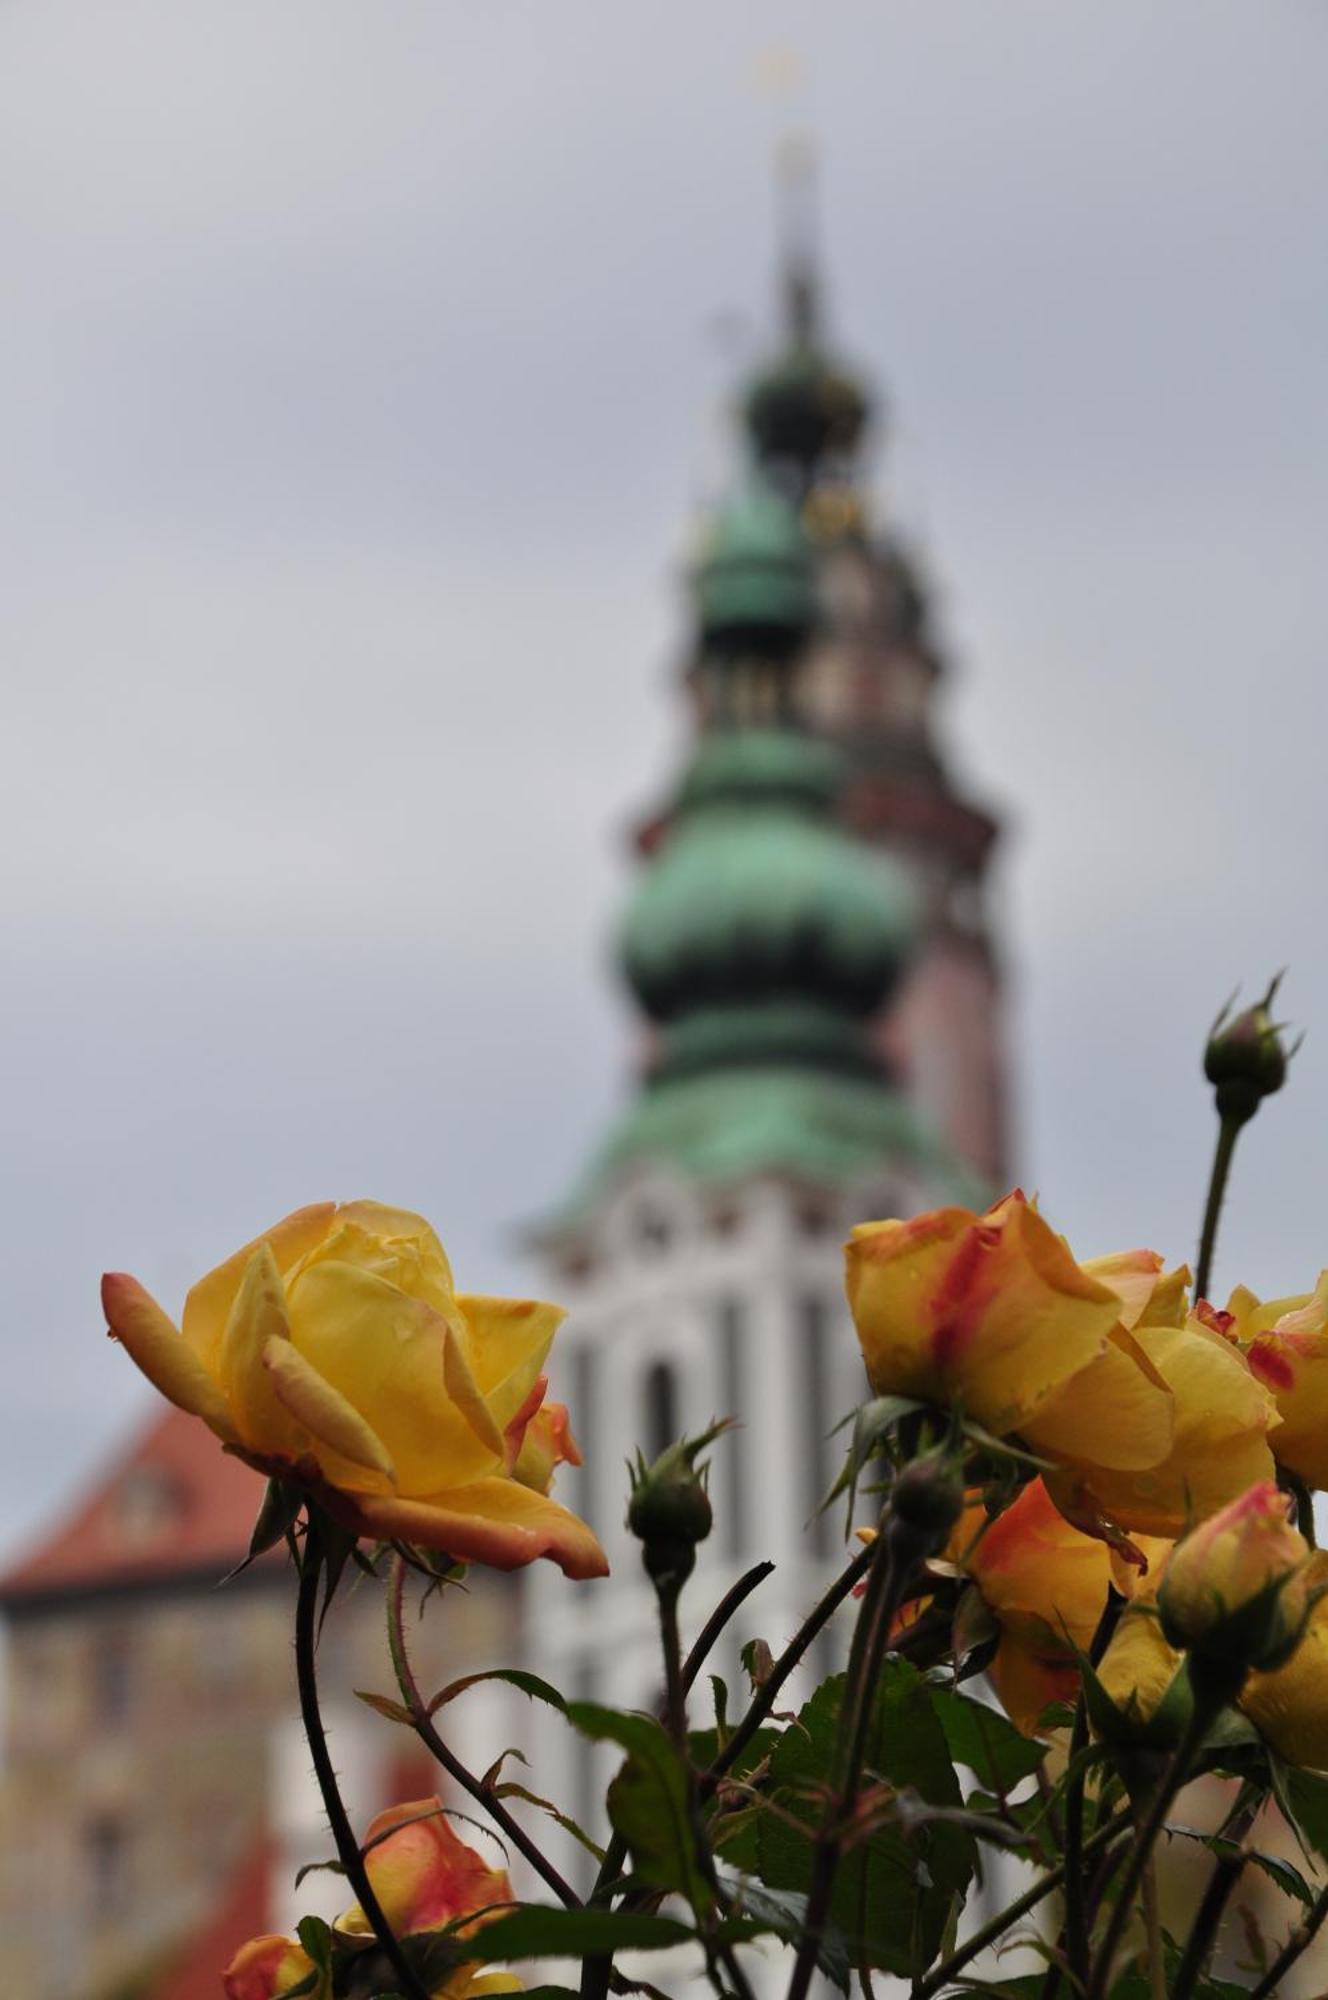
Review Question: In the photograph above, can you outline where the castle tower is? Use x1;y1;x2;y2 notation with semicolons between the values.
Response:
531;280;1003;1838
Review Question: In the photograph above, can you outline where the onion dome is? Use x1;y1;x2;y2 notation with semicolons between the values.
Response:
693;484;817;654
744;344;870;472
619;730;915;1082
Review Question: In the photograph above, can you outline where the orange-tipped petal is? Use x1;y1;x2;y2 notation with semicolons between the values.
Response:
222;1934;315;2000
262;1337;396;1487
182;1203;337;1372
337;1798;513;1940
323;1475;609;1580
102;1272;238;1444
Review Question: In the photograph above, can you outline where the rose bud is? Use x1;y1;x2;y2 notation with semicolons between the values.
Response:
1158;1481;1315;1695
1205;975;1295;1126
627;1426;724;1588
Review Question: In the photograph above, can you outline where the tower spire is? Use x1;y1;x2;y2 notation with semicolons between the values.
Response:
775;129;821;346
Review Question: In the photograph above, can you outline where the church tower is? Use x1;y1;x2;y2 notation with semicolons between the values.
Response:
531;208;1009;1805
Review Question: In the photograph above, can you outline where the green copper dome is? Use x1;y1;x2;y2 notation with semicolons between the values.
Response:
620;730;915;1061
693;484;817;648
744;343;870;469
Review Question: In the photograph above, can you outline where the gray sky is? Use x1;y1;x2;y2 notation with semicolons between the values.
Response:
3;1;1327;1566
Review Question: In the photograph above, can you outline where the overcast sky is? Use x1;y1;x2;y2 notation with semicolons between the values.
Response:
3;1;1326;1566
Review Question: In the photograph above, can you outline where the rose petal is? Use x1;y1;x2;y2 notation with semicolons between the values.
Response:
103;1272;238;1444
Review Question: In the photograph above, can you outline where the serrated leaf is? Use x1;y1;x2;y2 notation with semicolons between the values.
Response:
493;1779;606;1862
718;1873;851;1990
1273;1761;1328;1864
755;1662;972;1978
824;1396;928;1518
459;1904;700;1961
566;1700;712;1918
292;1855;344;1890
428;1666;568;1718
354;1689;415;1725
930;1686;1045;1792
1170;1816;1311;1909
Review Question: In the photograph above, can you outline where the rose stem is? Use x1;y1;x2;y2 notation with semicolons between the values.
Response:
385;1552;582;1910
294;1516;431;2000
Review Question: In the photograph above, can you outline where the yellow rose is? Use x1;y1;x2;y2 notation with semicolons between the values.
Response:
1228;1273;1328;1490
961;1477;1126;1736
1241;1554;1328;1769
103;1200;607;1579
223;1935;322;2000
1045;1305;1280;1542
1158;1481;1312;1674
845;1193;1174;1479
338;1798;512;1942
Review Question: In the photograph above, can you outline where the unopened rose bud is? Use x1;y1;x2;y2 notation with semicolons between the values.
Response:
1158;1481;1314;1695
1205;976;1294;1126
888;1456;966;1552
627;1429;722;1588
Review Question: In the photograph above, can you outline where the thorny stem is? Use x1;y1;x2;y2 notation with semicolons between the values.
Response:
702;1539;876;1803
785;1526;916;2000
579;1562;775;2000
295;1519;431;2000
1170;1795;1261;2000
1043;1594;1124;2000
385;1553;582;1910
1085;1702;1210;2000
655;1577;757;2000
913;1814;1131;2000
1246;1878;1328;2000
1195;1112;1240;1303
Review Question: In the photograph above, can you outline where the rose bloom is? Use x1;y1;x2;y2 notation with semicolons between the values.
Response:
1158;1481;1312;1671
956;1477;1170;1736
1046;1296;1281;1543
104;1201;606;1578
1241;1553;1328;1769
845;1193;1175;1487
223;1801;521;1999
1228;1272;1328;1491
338;1798;513;1942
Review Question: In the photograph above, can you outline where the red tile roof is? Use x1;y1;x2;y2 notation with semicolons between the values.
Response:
0;1406;282;1603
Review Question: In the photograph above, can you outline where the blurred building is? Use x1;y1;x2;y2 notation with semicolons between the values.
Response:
0;214;1010;1995
532;231;1008;1844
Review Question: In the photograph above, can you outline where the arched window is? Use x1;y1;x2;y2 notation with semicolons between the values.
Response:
644;1360;679;1460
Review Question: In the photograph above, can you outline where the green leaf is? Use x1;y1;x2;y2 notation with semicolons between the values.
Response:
824;1395;928;1518
428;1666;568;1717
929;1685;1045;1792
1171;1822;1314;1907
461;1904;699;1961
1275;1761;1328;1863
354;1689;415;1726
492;1779;606;1862
755;1661;973;1979
295;1915;333;1971
719;1873;851;1991
242;1476;300;1566
292;1855;344;1890
566;1701;712;1917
